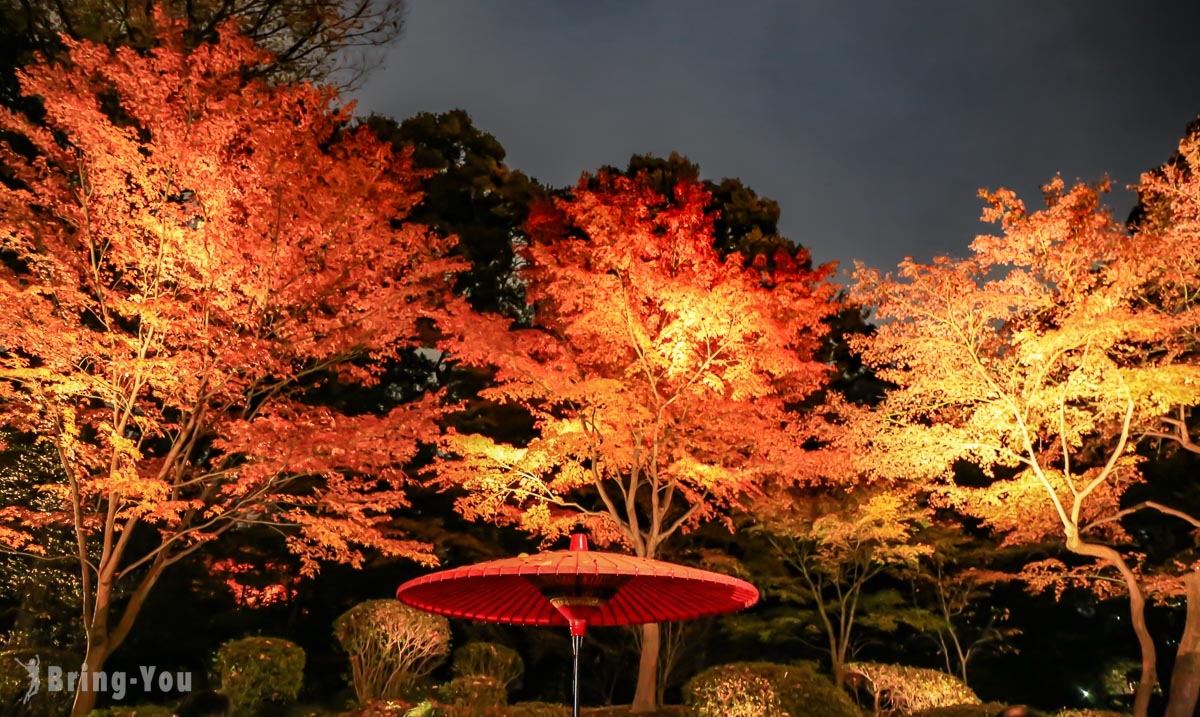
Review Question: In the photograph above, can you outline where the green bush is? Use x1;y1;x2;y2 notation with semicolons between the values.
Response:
845;662;979;715
910;705;1007;717
282;706;343;717
88;706;175;717
1;648;76;717
505;702;569;717
1053;711;1130;717
580;708;690;716
335;600;451;704
684;661;860;717
214;636;305;716
451;643;524;690
436;675;506;708
336;699;423;717
285;707;344;717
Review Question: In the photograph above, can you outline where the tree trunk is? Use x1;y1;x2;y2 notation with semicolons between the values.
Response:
1068;536;1155;717
632;622;660;712
70;560;164;716
70;642;109;717
832;635;847;690
1165;571;1200;717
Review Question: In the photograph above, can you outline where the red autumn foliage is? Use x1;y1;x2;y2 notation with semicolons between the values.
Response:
0;16;464;714
435;173;841;709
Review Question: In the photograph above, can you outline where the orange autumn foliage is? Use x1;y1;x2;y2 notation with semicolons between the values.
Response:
437;175;840;558
0;17;463;713
434;174;840;710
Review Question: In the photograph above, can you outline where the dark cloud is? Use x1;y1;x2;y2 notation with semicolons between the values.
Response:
350;1;1200;275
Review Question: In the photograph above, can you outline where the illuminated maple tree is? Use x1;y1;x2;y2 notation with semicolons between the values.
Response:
0;19;462;715
850;176;1200;717
435;173;839;710
756;490;932;689
1126;128;1200;717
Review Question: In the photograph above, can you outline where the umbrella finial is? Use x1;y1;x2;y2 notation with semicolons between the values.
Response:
570;532;589;551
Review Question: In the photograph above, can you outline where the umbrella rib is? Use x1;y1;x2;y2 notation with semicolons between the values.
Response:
475;578;523;622
503;581;552;624
616;580;658;624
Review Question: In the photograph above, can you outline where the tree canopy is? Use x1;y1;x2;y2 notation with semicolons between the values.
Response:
0;0;406;86
0;16;460;714
850;171;1200;717
433;172;841;709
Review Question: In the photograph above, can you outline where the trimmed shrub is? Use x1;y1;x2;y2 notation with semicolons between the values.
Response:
335;600;451;703
451;643;524;690
845;662;979;715
506;702;570;717
88;706;175;717
336;699;423;717
910;705;1008;717
436;675;506;708
283;707;343;717
214;636;305;716
684;661;860;717
580;708;690;716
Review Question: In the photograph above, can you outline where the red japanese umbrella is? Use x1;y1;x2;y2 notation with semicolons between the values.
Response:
396;533;759;717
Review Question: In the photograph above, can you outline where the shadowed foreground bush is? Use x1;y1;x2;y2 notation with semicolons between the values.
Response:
580;708;690;716
2;648;76;717
87;706;175;717
437;675;507;709
684;661;860;717
910;704;1007;717
505;702;570;717
452;643;524;691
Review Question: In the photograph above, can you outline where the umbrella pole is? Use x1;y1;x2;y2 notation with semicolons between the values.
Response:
571;632;582;717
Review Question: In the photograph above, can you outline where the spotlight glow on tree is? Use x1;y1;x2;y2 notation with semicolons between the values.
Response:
436;174;840;711
851;177;1200;717
0;19;463;715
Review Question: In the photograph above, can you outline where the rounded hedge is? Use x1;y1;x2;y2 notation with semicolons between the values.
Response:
451;642;524;690
213;635;305;716
504;702;570;717
845;661;980;714
335;599;451;703
436;675;506;708
684;661;860;717
910;704;1009;717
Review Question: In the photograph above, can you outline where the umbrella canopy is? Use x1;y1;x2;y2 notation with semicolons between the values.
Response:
396;533;759;636
396;532;759;717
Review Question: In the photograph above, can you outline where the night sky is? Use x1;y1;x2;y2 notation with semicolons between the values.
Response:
351;1;1200;276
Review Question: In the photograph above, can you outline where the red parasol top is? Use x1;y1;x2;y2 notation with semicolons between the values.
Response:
396;534;758;636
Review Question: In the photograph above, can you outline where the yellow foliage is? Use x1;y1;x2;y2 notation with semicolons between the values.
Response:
846;662;980;714
850;174;1200;595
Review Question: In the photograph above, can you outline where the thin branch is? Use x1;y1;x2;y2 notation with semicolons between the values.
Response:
1084;501;1200;533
